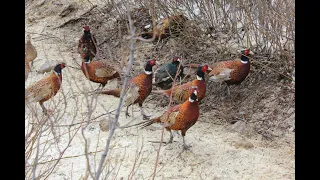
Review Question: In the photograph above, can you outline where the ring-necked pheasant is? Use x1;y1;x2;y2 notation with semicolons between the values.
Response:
124;87;199;150
98;59;157;119
25;63;66;115
186;49;254;85
78;25;98;60
141;14;188;40
81;53;121;90
153;56;184;90
25;54;30;81
152;64;212;104
25;34;37;66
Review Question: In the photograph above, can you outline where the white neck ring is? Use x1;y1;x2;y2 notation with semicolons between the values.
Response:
241;60;248;64
196;75;203;80
145;70;152;75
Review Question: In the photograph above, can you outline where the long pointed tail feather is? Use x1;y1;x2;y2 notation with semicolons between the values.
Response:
185;63;201;68
152;89;171;96
99;89;122;97
119;117;161;129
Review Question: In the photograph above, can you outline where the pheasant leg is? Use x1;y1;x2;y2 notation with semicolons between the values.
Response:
139;104;150;120
40;103;53;116
167;129;173;144
181;131;191;150
94;84;105;92
125;106;130;118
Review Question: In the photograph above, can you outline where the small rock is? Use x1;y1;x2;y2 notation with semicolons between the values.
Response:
233;139;254;149
230;120;246;134
99;118;120;132
36;0;46;7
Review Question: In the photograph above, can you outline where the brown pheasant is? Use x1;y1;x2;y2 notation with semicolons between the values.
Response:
25;63;66;115
25;34;37;66
78;25;98;60
152;65;212;104
25;54;30;81
98;59;157;119
124;87;200;150
81;53;121;90
141;14;188;40
186;49;254;85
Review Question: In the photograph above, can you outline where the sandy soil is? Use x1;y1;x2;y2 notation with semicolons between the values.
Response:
25;1;295;179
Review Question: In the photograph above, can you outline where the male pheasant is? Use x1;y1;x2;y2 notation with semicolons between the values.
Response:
81;53;121;90
152;64;211;104
25;54;30;81
125;87;200;150
25;34;37;66
153;56;184;90
186;49;254;84
141;14;188;40
25;63;66;115
78;25;98;60
98;59;157;119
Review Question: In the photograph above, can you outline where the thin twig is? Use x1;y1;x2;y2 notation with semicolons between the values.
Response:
95;5;136;180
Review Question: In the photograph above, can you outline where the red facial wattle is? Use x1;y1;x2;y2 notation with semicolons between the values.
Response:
244;49;250;56
83;26;90;31
201;65;208;72
149;59;156;66
61;63;66;69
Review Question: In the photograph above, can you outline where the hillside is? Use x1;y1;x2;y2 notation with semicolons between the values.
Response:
25;0;295;179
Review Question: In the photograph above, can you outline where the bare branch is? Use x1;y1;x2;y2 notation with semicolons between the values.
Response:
95;3;137;180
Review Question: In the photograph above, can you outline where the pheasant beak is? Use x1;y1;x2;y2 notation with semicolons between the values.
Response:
249;50;254;55
177;58;181;62
207;67;212;71
155;61;160;69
